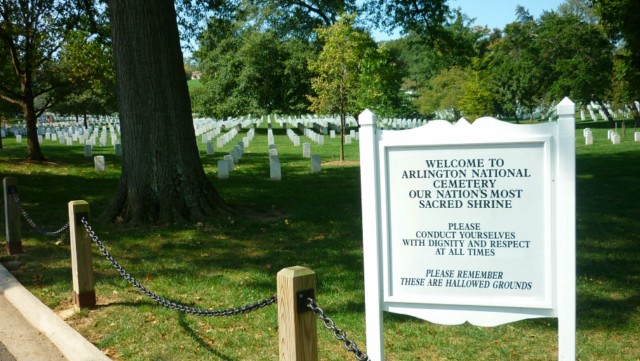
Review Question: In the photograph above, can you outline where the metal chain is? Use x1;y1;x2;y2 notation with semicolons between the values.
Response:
10;189;70;237
80;217;277;316
307;297;370;361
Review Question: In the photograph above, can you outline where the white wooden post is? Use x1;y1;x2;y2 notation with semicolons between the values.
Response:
358;109;384;360
556;97;576;360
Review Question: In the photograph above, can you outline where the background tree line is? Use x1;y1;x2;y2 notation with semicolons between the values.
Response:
1;0;639;224
189;0;640;123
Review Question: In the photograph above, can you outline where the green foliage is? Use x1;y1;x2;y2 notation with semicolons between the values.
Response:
361;0;450;39
51;30;117;116
414;66;468;118
195;28;313;117
307;14;375;117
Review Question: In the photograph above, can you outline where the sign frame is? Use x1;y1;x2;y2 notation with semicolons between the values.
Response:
358;98;576;360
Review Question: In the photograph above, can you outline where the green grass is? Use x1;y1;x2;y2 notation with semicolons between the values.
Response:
1;120;639;360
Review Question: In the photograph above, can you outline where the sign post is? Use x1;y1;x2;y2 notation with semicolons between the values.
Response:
359;98;576;360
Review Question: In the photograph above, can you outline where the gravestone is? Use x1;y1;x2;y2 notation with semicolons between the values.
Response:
114;143;123;156
223;155;234;171
302;143;311;158
84;144;92;157
217;160;229;179
585;134;593;145
330;130;336;139
94;156;105;172
15;135;22;143
206;141;214;155
611;133;621;144
269;155;281;181
635;132;640;142
311;155;321;173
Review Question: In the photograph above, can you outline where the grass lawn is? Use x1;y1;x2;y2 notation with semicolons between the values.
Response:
0;118;639;360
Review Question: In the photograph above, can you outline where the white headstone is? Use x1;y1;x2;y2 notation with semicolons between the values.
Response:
16;135;22;143
585;134;593;145
206;141;214;155
611;133;621;144
311;155;321;173
217;160;229;179
269;155;281;180
302;143;311;158
94;156;105;172
635;132;640;142
223;155;234;171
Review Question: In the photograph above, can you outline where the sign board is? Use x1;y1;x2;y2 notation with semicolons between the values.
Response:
359;98;576;360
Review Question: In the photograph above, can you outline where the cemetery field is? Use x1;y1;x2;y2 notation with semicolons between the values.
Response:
0;120;639;360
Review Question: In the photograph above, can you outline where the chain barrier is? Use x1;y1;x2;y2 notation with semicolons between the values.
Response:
9;189;70;237
80;217;277;316
307;297;370;361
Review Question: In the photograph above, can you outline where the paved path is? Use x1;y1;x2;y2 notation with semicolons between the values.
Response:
0;262;110;361
0;292;67;360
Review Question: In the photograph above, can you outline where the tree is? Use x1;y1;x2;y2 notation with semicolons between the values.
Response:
308;14;386;161
362;0;449;39
51;29;117;125
591;0;640;67
195;29;313;117
483;10;545;119
105;0;230;224
592;0;640;124
535;11;613;113
0;0;99;160
414;66;468;119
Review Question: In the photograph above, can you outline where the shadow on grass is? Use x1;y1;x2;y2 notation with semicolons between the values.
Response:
178;314;236;361
575;149;640;331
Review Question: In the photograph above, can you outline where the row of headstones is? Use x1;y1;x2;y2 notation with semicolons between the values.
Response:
11;123;120;148
329;129;358;143
303;128;325;145
268;147;321;181
217;142;245;179
582;128;640;145
272;114;358;131
377;118;427;130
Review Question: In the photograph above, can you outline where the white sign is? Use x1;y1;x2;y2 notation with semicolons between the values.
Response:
359;98;576;360
386;143;551;309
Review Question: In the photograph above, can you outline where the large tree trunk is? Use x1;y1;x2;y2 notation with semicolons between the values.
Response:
23;98;45;161
20;72;46;160
105;0;230;224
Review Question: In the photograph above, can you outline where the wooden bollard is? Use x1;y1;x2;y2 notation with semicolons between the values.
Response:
277;266;317;361
68;200;96;309
3;177;22;254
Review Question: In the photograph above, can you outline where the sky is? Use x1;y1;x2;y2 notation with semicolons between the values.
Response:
373;0;565;41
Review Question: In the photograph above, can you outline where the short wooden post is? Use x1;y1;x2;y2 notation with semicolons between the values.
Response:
277;266;317;361
68;200;96;309
3;177;22;254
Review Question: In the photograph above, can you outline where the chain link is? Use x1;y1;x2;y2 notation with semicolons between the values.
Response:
307;297;370;361
9;189;70;237
80;217;277;316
